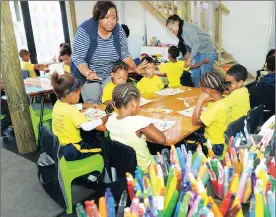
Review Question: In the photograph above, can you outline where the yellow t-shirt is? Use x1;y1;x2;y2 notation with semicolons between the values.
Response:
21;61;37;77
158;60;190;88
52;101;87;145
224;87;250;123
137;75;164;95
106;113;155;172
102;82;116;103
64;64;70;73
200;99;230;145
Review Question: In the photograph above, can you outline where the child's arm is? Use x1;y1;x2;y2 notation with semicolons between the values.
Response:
102;100;112;105
75;103;99;110
80;115;110;131
139;124;166;145
192;91;212;126
191;58;209;69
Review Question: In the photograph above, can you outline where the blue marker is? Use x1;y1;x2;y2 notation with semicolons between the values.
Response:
177;147;185;171
229;166;234;182
135;170;144;191
173;202;181;217
249;194;255;217
192;152;203;176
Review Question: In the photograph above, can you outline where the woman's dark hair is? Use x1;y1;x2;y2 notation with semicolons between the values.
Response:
121;24;130;38
92;1;117;21
200;72;226;93
60;46;72;56
141;56;155;64
168;46;180;59
51;73;81;98
112;64;129;73
267;56;275;72
112;83;140;109
166;14;187;56
266;49;275;62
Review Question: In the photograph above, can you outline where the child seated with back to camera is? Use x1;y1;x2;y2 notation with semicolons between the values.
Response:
224;64;250;123
158;46;210;87
137;56;164;95
106;83;166;172
192;72;230;156
102;65;129;105
51;73;107;161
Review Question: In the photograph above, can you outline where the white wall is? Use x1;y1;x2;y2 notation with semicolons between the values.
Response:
222;1;273;74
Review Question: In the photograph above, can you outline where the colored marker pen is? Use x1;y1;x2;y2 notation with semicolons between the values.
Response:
206;162;218;193
192;152;203;176
249;194;255;217
219;190;233;216
225;204;242;217
117;191;127;217
224;166;229;198
268;190;275;217
218;163;224;199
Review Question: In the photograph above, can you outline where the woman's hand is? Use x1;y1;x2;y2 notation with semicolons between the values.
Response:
86;71;102;81
185;59;192;68
135;60;148;74
184;52;191;60
203;58;210;64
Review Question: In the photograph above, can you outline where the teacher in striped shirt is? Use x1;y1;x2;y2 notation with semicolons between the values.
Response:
71;1;142;103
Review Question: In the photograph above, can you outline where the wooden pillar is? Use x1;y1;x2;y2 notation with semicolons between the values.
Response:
69;0;77;36
1;1;36;153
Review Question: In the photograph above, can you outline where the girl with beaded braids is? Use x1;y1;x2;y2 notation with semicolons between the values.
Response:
192;72;230;156
106;83;166;172
51;73;109;161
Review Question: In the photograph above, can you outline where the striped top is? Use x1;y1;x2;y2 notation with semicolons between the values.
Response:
72;24;130;79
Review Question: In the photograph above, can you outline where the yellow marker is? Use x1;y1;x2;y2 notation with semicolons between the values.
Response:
259;170;269;192
232;195;244;217
239;150;244;172
149;164;157;196
156;177;161;196
255;191;264;217
242;178;252;203
230;174;240;193
198;163;208;179
164;176;177;210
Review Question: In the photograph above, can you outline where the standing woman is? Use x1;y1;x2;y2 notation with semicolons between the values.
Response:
71;1;143;103
166;14;216;87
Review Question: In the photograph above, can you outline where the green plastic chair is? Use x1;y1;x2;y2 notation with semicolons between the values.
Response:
29;105;52;141
59;154;104;214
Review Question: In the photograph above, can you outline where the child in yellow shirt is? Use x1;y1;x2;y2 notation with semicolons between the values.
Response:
158;46;209;87
224;64;250;123
106;83;166;172
51;73;108;161
137;56;164;95
19;49;43;78
192;72;230;156
60;45;72;74
102;65;129;104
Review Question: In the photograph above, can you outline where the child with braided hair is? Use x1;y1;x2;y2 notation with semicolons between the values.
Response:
106;83;166;172
192;72;230;156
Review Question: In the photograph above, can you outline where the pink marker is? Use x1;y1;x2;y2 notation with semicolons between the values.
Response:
218;162;224;199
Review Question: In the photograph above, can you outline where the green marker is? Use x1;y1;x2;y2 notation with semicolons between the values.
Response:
261;191;271;217
269;176;275;192
192;198;204;217
211;159;219;179
164;191;179;217
178;192;191;217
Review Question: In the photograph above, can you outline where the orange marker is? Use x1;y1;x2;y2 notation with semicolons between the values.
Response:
208;196;223;217
99;197;107;217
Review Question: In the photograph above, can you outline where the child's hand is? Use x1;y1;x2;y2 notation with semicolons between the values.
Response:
198;91;212;103
203;58;210;63
101;114;111;124
185;59;191;68
184;52;191;60
136;60;148;74
86;103;100;109
185;96;199;104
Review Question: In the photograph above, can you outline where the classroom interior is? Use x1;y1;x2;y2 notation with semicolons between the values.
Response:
1;1;275;217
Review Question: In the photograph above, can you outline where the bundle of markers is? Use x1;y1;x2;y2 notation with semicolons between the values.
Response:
123;144;240;217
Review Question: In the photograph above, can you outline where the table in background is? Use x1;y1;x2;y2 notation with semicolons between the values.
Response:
97;87;203;146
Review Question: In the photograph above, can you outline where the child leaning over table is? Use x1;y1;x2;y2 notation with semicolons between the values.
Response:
51;73;108;161
19;49;44;78
59;45;72;74
158;47;210;87
192;72;230;156
137;56;164;95
106;83;166;172
102;65;129;105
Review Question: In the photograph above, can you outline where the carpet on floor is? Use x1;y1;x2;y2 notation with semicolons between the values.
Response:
1;148;95;217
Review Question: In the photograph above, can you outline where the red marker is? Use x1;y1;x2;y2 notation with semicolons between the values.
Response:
269;157;275;178
219;191;233;216
127;181;134;200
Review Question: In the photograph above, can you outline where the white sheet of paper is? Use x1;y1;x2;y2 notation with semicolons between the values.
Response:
177;106;207;117
155;88;185;96
147;117;176;131
144;108;173;114
140;97;154;106
82;108;106;121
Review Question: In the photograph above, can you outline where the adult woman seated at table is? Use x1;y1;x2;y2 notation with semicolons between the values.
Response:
71;1;145;103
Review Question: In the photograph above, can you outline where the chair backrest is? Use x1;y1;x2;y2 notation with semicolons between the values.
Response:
224;116;246;145
39;125;60;163
246;105;264;134
22;69;30;79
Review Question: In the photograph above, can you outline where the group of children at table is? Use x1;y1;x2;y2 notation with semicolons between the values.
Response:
45;43;254;174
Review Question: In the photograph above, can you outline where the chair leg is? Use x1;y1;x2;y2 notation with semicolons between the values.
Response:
64;180;73;214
